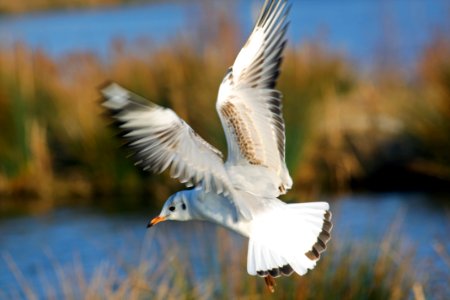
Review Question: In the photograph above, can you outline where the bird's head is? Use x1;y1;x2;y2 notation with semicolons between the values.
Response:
147;191;191;228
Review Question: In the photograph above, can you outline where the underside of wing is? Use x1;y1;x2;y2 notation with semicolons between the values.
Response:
217;0;292;195
101;82;234;197
232;0;290;90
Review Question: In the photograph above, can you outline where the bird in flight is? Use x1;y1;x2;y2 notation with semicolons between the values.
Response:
101;0;332;292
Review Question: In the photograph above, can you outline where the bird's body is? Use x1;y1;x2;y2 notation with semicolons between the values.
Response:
101;0;332;292
158;187;331;279
170;188;251;236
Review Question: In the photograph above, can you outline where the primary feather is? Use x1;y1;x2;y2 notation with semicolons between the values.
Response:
102;84;233;194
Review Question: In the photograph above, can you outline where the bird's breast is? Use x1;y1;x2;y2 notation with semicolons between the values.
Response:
191;190;251;237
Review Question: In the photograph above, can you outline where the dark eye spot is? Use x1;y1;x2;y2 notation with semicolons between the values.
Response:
169;206;175;212
181;203;186;210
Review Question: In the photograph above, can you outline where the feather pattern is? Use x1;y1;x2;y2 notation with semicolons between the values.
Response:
217;0;292;196
101;83;235;198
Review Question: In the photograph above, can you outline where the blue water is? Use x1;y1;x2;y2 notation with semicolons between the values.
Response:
0;3;190;56
0;194;448;298
0;0;448;66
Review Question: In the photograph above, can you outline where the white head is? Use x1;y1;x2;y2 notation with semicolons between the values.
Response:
147;190;193;228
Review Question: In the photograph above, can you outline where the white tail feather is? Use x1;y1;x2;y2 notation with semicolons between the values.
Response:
247;202;331;277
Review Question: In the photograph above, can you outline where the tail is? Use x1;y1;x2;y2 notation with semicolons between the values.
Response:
247;202;332;277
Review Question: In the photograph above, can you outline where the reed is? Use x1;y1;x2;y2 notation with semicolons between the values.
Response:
0;8;449;210
1;223;429;300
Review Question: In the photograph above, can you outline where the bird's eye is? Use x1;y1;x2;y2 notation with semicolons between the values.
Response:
169;206;175;212
181;203;186;210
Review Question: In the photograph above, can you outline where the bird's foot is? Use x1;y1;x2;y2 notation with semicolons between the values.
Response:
264;275;276;293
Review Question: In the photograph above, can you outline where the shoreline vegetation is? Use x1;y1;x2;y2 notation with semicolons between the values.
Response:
0;3;449;214
1;222;435;299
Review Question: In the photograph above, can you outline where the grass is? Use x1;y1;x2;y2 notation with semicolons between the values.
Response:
1;222;430;300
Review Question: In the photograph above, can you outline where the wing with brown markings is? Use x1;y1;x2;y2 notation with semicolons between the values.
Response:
216;0;292;195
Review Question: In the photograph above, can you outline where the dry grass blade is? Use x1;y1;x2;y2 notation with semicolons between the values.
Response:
2;252;37;300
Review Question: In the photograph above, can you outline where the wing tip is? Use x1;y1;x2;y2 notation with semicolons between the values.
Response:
100;81;126;97
99;81;131;111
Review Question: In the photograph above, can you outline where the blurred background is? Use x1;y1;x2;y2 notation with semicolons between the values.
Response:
0;0;449;299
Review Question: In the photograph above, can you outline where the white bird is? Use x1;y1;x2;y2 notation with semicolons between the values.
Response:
101;0;332;292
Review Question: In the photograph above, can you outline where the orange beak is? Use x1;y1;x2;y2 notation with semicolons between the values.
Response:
147;216;166;228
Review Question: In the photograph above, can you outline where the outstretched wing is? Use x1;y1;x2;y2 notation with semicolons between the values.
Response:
216;0;292;196
101;83;235;197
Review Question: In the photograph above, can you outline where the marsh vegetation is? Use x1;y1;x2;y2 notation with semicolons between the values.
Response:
0;14;449;210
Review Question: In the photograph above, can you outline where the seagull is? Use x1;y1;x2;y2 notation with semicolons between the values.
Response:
101;0;332;292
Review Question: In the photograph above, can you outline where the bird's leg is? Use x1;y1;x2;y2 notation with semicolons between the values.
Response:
264;275;276;293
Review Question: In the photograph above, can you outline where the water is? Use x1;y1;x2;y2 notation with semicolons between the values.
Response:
0;3;190;57
0;0;448;66
0;194;448;298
